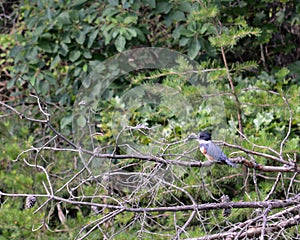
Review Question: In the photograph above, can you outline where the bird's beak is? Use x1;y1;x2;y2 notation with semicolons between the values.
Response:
187;133;198;140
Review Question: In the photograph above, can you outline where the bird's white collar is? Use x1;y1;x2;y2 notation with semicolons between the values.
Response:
197;139;211;144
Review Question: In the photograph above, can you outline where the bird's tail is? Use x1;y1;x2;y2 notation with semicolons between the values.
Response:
225;158;237;168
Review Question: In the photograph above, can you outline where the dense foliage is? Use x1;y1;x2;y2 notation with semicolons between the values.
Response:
0;0;299;239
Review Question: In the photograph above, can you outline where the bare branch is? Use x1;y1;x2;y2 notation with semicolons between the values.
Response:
0;100;48;123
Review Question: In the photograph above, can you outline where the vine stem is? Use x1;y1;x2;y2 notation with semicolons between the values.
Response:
220;45;243;134
217;19;248;193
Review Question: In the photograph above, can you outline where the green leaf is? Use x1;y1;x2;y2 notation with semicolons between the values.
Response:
108;0;118;6
39;41;53;53
69;50;81;62
62;35;71;43
180;27;194;37
60;42;69;56
40;80;50;94
83;63;88;72
30;75;36;88
172;25;184;39
70;0;88;7
275;68;290;81
8;46;22;58
44;71;56;85
77;115;87;128
126;28;137;37
74;67;81;76
275;11;285;25
75;30;86;44
33;26;46;37
112;29;120;39
188;37;201;59
88;29;99;48
179;2;192;12
124;15;137;24
171;10;185;22
61;115;73;129
288;61;300;80
200;23;212;34
26;46;39;60
82;75;91;88
115;35;126;52
83;50;92;59
57;12;71;25
164;10;185;27
50;54;61;69
7;78;16;89
142;0;156;8
253;112;274;131
206;24;218;35
179;37;189;46
156;1;172;14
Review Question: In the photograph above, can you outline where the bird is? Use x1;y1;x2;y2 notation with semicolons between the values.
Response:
188;131;237;167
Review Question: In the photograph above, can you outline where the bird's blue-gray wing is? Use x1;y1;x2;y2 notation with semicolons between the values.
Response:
207;143;237;167
206;143;223;160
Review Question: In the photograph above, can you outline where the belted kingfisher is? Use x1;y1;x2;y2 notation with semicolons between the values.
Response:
188;131;236;167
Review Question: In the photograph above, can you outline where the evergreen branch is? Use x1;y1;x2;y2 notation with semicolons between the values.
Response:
231;60;259;73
